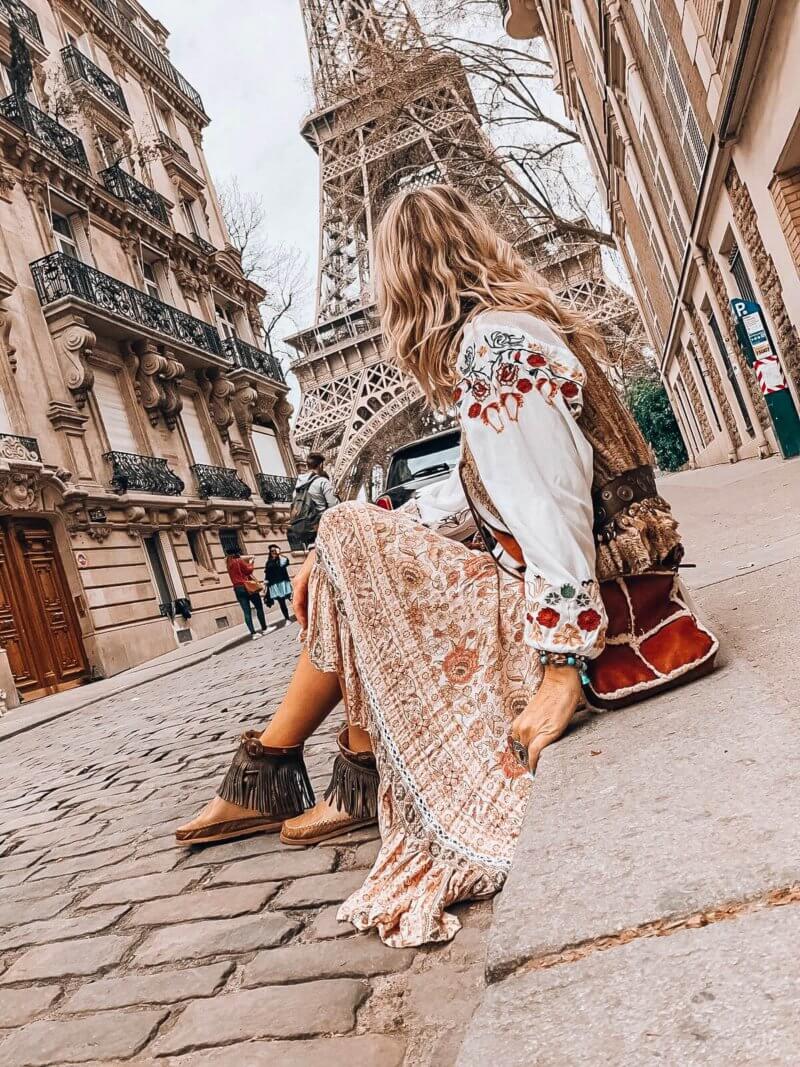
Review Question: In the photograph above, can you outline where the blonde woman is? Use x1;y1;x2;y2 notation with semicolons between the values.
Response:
176;186;684;948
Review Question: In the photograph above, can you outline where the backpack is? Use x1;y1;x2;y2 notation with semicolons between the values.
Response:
287;476;323;551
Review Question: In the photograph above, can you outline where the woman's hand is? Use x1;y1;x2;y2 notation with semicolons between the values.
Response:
292;549;317;632
511;665;582;775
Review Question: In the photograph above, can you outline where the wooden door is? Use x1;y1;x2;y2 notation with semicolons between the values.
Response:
0;519;89;698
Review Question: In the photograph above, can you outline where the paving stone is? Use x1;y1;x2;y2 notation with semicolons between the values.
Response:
154;980;368;1054
63;961;232;1013
1;934;134;983
310;904;356;940
0;907;130;950
180;833;287;867
166;1035;406;1067
244;936;414;985
74;851;180;886
349;839;381;868
205;847;336;886
458;906;800;1067
78;870;199;908
0;849;44;872
128;884;278;926
0;985;61;1027
5;875;74;902
0;868;32;888
0;892;76;928
0;1008;167;1066
25;845;130;880
274;869;365;908
135;913;300;966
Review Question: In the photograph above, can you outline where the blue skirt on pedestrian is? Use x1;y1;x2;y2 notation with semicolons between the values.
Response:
268;579;292;599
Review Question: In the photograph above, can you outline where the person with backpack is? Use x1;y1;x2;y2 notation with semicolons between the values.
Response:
264;544;293;622
287;453;339;551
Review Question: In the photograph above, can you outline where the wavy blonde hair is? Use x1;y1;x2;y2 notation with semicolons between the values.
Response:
374;185;602;407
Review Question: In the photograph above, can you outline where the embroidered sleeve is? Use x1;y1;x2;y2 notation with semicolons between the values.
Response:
456;314;607;658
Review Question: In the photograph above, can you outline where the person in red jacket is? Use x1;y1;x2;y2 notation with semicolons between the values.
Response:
226;548;267;639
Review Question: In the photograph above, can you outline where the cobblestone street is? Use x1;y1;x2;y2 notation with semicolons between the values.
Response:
0;623;488;1067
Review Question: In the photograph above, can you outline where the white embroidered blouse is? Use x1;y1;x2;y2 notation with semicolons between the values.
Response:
413;309;607;659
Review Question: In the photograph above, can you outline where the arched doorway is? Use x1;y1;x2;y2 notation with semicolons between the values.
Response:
0;517;89;699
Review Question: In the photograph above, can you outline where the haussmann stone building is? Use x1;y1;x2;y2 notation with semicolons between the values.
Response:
0;0;297;700
501;0;800;467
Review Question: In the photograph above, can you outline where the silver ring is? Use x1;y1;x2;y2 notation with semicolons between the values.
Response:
511;739;529;768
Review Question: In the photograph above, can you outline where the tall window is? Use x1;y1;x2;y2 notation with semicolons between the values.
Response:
52;213;80;259
215;303;237;339
155;104;173;135
188;529;215;576
674;374;703;452
141;261;161;300
707;309;755;436
251;425;286;474
96;130;123;170
181;394;213;465
93;366;138;453
728;245;757;303
180;197;201;236
689;342;722;434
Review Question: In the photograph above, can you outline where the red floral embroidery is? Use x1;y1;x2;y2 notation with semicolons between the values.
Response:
496;363;519;385
577;609;602;632
471;379;491;401
561;381;580;399
453;387;462;403
536;607;561;628
527;353;547;367
467;402;482;419
517;378;533;394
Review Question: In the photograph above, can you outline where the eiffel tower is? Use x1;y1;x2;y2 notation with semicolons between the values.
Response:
287;0;645;493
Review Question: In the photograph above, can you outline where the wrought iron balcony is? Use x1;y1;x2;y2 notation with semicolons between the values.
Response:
0;0;43;43
190;233;216;256
100;163;169;226
105;451;184;496
31;253;223;359
257;473;296;505
191;464;251;500
86;0;205;114
158;131;189;161
222;336;286;384
61;45;128;115
0;95;89;172
0;433;40;460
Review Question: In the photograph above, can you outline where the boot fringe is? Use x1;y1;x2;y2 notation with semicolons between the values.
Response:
324;752;379;820
217;733;314;818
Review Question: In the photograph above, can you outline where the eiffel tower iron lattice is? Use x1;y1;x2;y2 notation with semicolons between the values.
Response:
288;0;648;493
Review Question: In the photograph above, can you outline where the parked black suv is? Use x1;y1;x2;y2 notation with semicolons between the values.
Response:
375;428;461;511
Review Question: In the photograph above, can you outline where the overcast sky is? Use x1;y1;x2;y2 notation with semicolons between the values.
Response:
149;0;320;316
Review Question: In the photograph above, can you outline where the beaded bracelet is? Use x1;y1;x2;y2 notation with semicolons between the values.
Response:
538;650;591;686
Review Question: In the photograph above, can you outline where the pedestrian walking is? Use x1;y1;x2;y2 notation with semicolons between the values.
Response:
226;547;267;639
287;452;339;551
264;545;293;622
178;186;716;948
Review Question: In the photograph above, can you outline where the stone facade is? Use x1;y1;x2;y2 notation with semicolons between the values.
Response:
502;0;800;467
0;0;296;697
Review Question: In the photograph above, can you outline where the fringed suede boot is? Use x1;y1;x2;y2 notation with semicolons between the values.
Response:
280;726;379;846
175;731;315;845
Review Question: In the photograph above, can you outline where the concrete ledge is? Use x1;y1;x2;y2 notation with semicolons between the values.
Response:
458;904;800;1066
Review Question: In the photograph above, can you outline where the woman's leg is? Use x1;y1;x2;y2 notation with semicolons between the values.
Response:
235;587;254;634
278;596;290;621
176;649;344;837
252;592;267;632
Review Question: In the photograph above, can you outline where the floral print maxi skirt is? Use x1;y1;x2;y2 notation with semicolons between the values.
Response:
306;501;542;948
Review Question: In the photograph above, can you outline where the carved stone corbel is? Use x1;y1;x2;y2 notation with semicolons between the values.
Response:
128;341;184;428
0;270;17;372
232;380;257;434
54;318;96;408
196;367;234;441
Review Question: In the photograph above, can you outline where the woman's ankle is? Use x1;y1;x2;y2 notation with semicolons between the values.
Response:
347;724;372;754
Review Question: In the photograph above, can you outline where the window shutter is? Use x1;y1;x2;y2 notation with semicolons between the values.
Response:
93;367;138;453
251;426;286;474
181;395;214;465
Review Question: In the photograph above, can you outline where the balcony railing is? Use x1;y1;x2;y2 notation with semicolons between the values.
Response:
158;131;190;161
100;163;169;226
0;0;43;43
0;95;89;172
257;474;296;505
31;253;224;358
86;0;205;114
0;433;40;459
61;45;128;115
191;464;251;500
222;336;286;384
105;451;184;495
190;233;216;256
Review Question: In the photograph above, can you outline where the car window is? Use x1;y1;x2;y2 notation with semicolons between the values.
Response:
387;434;461;488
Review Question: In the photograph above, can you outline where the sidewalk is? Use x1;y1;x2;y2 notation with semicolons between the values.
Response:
458;456;800;1064
0;606;292;744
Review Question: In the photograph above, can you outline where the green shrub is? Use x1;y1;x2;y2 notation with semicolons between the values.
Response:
625;378;688;472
